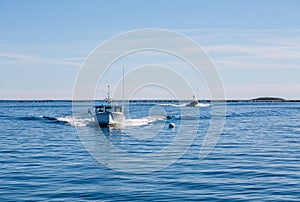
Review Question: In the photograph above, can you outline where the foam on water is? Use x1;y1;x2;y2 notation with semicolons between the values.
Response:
159;103;210;107
43;115;166;128
194;103;210;107
124;115;165;127
159;103;187;107
56;116;92;127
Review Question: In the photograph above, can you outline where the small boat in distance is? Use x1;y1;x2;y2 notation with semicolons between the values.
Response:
186;95;199;107
89;85;125;127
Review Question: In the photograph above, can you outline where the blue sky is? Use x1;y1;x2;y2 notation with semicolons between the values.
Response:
0;0;300;99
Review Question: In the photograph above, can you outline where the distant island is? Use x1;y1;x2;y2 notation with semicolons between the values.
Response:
250;97;286;102
224;97;297;103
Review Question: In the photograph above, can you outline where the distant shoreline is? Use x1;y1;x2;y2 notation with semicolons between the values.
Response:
0;97;299;103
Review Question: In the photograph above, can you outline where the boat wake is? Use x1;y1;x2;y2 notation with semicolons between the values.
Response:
186;103;210;107
159;103;187;107
19;111;204;129
159;103;210;107
16;115;91;127
124;116;165;127
41;116;91;127
24;114;166;128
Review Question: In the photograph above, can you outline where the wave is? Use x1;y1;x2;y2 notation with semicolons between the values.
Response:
193;103;210;107
159;103;210;107
159;103;186;107
17;113;203;128
166;115;199;120
124;116;165;127
17;115;92;127
225;109;287;118
53;116;92;127
17;116;42;121
42;115;165;127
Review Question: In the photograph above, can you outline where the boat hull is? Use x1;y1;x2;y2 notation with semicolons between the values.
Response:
186;100;199;107
95;112;125;127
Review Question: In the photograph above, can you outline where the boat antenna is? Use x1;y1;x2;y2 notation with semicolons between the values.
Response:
107;85;110;102
122;66;125;104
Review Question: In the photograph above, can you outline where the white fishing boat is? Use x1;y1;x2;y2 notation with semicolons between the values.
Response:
186;95;199;107
89;85;125;127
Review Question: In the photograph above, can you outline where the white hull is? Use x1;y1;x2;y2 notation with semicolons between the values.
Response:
186;100;199;107
95;111;125;127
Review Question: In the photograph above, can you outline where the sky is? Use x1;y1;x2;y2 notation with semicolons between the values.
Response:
0;0;300;100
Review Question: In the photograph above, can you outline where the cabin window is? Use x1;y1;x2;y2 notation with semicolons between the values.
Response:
96;107;104;113
114;106;122;112
105;106;112;112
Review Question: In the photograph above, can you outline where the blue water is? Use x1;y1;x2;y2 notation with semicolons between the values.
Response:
1;101;300;201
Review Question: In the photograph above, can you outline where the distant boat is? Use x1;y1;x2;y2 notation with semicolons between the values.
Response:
186;95;199;107
89;85;125;127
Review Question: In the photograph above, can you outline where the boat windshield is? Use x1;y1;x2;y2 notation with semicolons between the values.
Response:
95;105;122;113
105;106;112;112
96;106;104;113
114;106;122;112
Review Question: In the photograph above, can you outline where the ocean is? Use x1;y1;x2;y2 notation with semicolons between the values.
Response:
0;101;299;201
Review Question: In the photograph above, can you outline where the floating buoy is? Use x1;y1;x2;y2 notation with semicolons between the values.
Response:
168;123;175;128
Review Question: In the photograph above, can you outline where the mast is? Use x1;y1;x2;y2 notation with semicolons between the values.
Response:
107;85;110;102
122;66;125;103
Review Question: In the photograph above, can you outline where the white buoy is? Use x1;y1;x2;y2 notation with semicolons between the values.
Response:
168;123;175;128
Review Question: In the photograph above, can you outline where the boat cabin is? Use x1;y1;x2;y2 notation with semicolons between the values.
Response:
95;105;123;114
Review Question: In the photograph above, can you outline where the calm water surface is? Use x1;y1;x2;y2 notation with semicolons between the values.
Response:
0;101;299;201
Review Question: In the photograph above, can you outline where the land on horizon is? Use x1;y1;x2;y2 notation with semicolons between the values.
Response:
1;97;299;102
